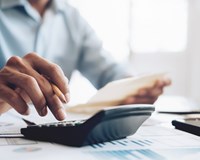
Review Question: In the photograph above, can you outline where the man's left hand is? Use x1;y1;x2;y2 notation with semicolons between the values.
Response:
122;78;171;105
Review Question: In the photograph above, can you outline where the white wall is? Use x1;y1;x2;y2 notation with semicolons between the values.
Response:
187;0;200;103
129;0;200;103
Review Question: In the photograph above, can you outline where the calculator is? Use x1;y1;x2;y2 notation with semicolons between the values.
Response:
21;104;155;147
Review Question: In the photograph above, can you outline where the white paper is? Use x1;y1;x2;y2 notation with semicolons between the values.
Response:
1;100;200;160
88;73;166;104
67;73;166;114
0;125;199;160
0;110;27;137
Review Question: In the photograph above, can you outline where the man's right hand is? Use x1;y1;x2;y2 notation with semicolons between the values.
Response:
0;53;69;120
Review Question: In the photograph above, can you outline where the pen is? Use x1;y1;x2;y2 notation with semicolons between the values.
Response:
51;83;67;103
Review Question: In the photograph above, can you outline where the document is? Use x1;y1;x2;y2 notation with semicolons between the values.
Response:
66;73;166;114
0;111;26;137
1;109;200;160
1;79;199;160
0;125;199;160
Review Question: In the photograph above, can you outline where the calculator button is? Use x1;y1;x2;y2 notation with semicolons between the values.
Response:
27;119;86;128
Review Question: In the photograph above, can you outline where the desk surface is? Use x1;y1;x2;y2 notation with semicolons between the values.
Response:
0;109;200;160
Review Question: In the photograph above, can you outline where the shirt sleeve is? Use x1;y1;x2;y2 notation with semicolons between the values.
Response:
74;11;130;89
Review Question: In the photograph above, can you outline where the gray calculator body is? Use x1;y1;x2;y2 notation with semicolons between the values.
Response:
21;104;154;147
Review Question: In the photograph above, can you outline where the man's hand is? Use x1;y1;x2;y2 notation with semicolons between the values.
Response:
0;53;69;120
122;78;171;105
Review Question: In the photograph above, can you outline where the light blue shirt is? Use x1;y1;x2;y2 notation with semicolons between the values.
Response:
0;0;128;89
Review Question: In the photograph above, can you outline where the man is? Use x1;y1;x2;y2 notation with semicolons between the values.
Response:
0;0;170;120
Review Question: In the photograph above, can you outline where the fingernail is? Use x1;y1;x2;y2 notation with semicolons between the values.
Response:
158;80;164;86
65;93;70;102
23;108;30;115
60;94;67;103
56;108;66;120
41;107;47;116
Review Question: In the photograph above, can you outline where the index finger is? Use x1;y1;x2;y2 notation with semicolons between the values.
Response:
23;53;69;98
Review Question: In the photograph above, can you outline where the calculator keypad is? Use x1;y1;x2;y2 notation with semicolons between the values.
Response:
28;120;86;128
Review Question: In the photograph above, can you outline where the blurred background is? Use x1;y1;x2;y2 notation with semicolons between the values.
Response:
67;0;200;105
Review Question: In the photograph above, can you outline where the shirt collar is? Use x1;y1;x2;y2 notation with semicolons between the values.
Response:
51;0;67;13
0;0;27;9
0;0;66;12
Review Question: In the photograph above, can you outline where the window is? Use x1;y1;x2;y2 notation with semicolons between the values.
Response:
131;0;188;53
69;0;188;57
69;0;130;62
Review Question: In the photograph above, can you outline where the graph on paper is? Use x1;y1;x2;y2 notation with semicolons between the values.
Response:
84;133;200;160
88;148;200;160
